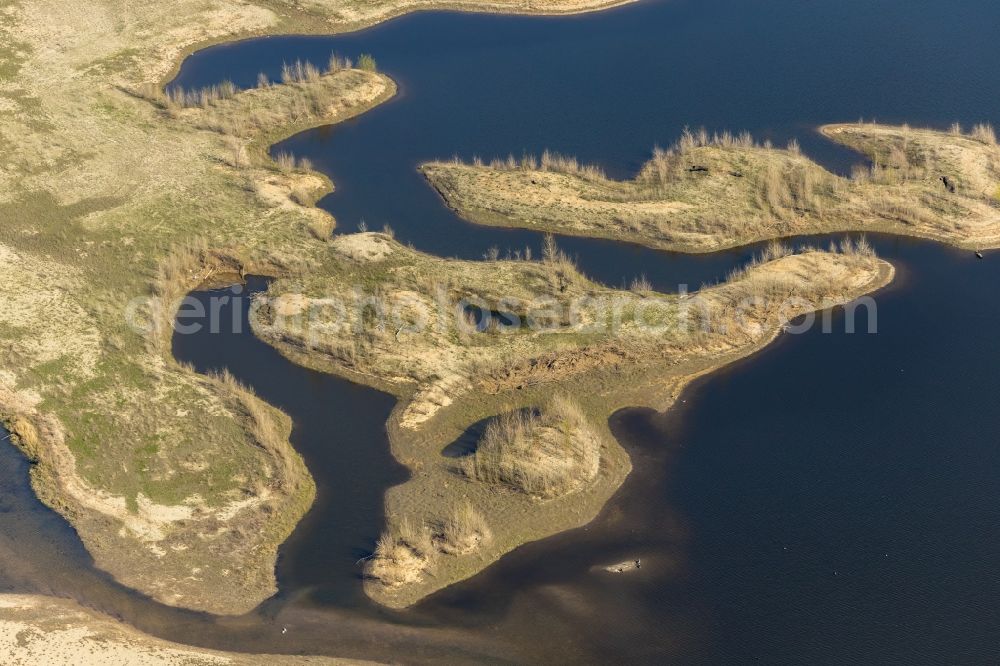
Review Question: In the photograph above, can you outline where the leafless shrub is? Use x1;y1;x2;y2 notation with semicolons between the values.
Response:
629;274;653;294
281;59;322;84
327;52;352;73
274;151;296;172
970;123;997;145
164;80;238;109
540;233;581;291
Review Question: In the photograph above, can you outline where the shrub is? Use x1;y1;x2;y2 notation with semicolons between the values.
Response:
357;53;377;72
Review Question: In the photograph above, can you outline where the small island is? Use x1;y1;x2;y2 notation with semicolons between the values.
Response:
421;123;1000;252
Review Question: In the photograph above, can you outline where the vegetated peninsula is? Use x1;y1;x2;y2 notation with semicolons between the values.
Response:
421;123;1000;252
250;232;893;607
0;0;634;618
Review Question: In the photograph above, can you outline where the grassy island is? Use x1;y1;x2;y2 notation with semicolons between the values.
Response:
250;232;893;607
422;123;1000;252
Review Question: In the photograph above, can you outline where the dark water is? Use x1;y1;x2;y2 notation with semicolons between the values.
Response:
2;0;1000;662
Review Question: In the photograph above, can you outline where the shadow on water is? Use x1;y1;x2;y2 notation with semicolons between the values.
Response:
2;0;1000;661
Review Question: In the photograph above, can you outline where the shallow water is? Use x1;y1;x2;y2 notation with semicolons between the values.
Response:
3;0;1000;662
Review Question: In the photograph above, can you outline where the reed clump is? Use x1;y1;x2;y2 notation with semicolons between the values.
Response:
365;518;436;588
436;501;491;555
327;53;353;73
273;151;313;173
153;237;210;299
365;503;491;588
164;80;237;109
970;123;997;146
481;149;607;181
281;59;322;84
462;395;601;499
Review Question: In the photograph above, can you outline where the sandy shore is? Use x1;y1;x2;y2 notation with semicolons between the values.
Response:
0;594;372;665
